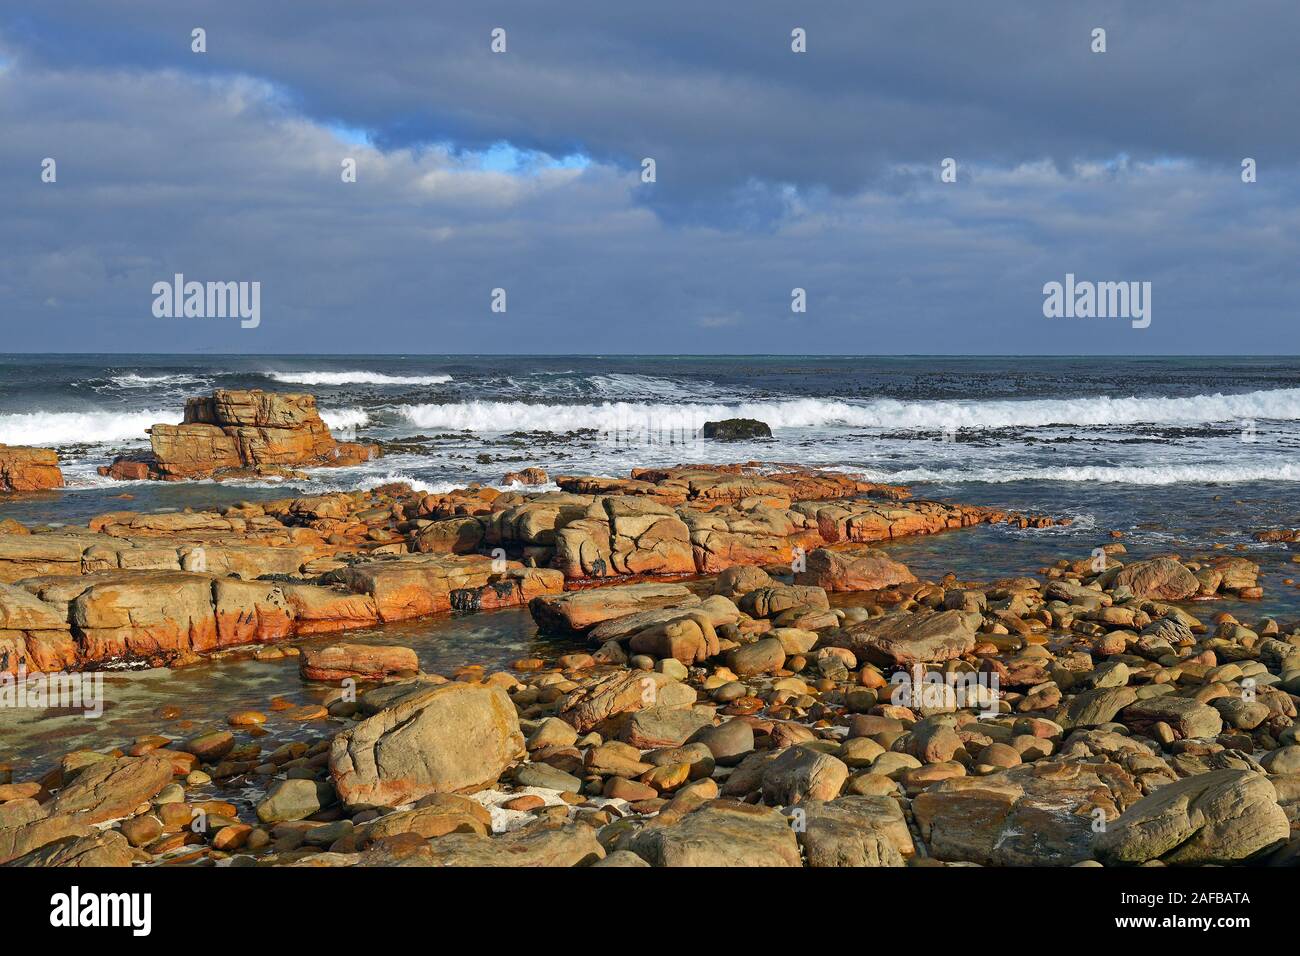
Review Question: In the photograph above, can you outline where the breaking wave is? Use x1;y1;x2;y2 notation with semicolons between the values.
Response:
264;370;452;386
0;409;168;446
853;462;1300;485
396;388;1300;433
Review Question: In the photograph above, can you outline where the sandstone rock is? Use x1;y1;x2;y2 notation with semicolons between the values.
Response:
1097;770;1289;865
503;467;549;486
794;548;916;592
737;585;829;619
8;829;134;867
335;553;502;622
1059;686;1139;730
1122;696;1224;740
627;613;720;665
0;815;96;865
913;761;1142;866
728;637;787;677
1112;558;1199;601
330;682;524;807
298;642;418;682
626;800;801;866
70;571;219;661
829;609;979;666
712;564;773;599
762;746;849;804
688;720;755;765
558;670;696;733
358;821;604;867
798;795;913;866
51;754;173;824
0;445;64;492
530;583;698;634
256;778;335;824
622;705;714;749
357;794;492;844
115;389;380;481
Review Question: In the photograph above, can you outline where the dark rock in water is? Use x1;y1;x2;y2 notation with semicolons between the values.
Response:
701;418;772;441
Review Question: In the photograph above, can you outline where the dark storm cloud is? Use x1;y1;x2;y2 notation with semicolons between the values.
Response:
0;2;1296;354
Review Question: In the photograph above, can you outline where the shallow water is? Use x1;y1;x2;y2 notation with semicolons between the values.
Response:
0;609;581;786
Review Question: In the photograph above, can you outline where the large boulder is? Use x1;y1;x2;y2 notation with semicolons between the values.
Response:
1112;558;1199;601
104;389;378;480
798;796;914;867
0;815;96;865
8;829;136;867
51;754;174;824
1058;686;1140;730
557;670;696;733
913;761;1143;866
69;571;219;661
0;445;64;492
625;800;801;866
334;553;501;621
1097;770;1289;865
828;609;980;666
330;682;524;807
794;548;916;592
761;746;849;805
1121;696;1224;740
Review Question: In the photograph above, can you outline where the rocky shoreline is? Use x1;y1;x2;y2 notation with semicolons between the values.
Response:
1;390;1298;868
0;392;1064;676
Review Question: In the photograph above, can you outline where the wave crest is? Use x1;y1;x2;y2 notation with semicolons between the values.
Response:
397;388;1300;433
265;370;452;386
0;410;167;446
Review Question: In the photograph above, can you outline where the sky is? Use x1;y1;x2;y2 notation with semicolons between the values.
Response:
0;1;1296;355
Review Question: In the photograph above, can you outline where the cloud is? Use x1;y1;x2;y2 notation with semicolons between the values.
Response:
0;3;1297;354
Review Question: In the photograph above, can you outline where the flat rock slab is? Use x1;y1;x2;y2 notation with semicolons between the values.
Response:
557;670;696;734
530;583;698;634
298;642;418;682
913;761;1143;866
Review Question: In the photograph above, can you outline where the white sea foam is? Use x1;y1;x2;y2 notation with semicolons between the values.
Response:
264;370;452;386
0;409;167;446
850;462;1300;485
109;373;210;389
319;407;370;432
397;388;1300;434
